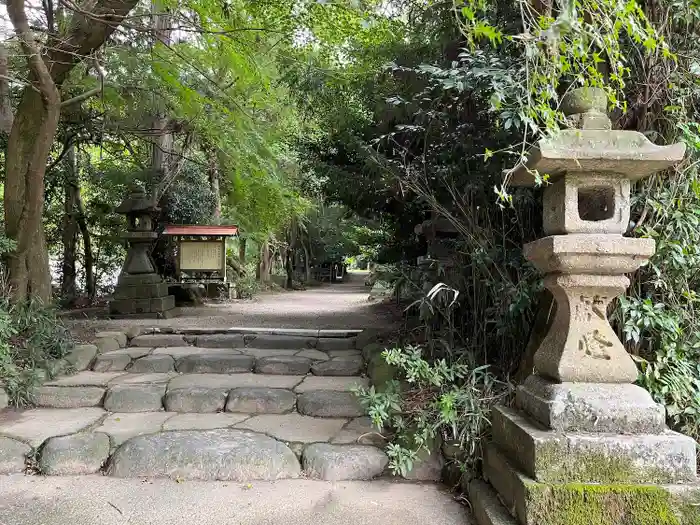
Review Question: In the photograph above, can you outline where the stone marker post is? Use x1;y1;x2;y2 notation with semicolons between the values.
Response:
468;88;699;525
109;185;176;318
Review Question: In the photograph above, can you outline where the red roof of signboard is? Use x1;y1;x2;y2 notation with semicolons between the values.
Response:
162;224;239;236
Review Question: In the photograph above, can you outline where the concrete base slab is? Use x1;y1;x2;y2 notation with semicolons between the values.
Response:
0;476;469;525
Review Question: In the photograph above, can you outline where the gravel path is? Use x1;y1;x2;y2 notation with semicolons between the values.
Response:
67;273;399;338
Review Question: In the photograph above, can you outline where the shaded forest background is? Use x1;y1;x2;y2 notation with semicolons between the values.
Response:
0;0;699;479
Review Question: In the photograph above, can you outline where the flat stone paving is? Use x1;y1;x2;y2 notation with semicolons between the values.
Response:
2;286;398;484
0;400;388;480
92;346;358;374
0;408;105;447
235;413;347;443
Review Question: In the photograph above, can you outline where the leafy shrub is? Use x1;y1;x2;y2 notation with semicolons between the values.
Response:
355;343;509;478
615;123;700;443
0;235;72;406
234;262;262;299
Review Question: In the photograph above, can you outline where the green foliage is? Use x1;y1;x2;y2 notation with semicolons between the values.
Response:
457;0;670;172
234;262;262;299
0;235;71;406
615;124;700;442
356;343;508;477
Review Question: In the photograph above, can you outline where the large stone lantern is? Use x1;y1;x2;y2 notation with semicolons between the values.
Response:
469;89;699;525
109;184;175;318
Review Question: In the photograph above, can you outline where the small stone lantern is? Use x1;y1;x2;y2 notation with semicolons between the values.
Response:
415;213;459;293
469;88;699;525
109;184;175;318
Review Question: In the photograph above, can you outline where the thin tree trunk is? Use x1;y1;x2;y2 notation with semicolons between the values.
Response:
239;238;247;264
150;0;173;201
303;242;311;282
208;151;222;222
259;240;271;283
285;249;293;289
0;44;14;135
76;188;95;300
61;142;79;304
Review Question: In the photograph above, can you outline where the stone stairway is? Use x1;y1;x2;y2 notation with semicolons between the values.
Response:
0;327;392;481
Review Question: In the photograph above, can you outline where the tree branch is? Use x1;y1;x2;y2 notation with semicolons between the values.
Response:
0;44;14;135
47;133;77;173
46;0;140;85
7;0;60;106
61;86;102;107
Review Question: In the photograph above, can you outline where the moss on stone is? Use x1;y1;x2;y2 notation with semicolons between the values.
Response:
361;343;383;362
672;488;700;525
523;481;685;525
533;442;676;484
367;354;398;392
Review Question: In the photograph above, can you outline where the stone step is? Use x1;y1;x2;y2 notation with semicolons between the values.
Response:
0;407;387;481
129;332;357;351
33;371;370;415
91;347;363;375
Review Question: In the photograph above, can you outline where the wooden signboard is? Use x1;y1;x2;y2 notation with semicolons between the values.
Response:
162;224;239;283
179;240;225;272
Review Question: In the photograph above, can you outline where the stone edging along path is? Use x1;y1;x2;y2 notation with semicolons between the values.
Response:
0;327;441;482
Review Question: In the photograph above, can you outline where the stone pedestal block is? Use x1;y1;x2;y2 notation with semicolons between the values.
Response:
492;406;696;484
110;278;175;317
515;376;666;434
481;444;700;525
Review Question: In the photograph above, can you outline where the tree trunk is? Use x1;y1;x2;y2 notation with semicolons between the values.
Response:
259;240;271;283
60;142;79;304
4;88;60;303
75;187;95;300
208;151;222;222
239;238;247;264
285;248;294;289
3;0;138;303
150;0;174;202
303;242;311;282
0;44;14;135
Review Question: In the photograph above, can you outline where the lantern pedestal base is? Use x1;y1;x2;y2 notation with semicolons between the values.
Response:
109;272;176;319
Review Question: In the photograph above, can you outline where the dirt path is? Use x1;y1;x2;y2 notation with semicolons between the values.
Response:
67;273;399;339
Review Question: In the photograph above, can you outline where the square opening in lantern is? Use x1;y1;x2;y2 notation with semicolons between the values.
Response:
577;186;616;222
